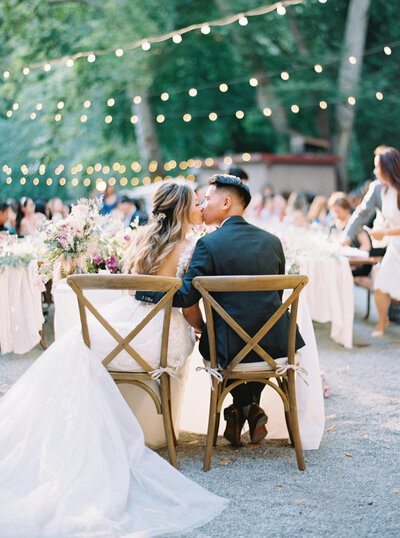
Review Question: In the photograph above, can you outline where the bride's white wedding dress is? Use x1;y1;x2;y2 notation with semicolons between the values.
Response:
0;244;228;537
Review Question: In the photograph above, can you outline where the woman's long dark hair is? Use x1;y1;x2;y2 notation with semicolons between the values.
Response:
15;197;31;235
375;145;400;209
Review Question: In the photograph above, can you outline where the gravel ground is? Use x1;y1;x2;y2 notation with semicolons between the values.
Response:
0;287;399;537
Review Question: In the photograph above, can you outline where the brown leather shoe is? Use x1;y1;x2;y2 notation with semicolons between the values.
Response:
223;405;245;447
247;403;268;444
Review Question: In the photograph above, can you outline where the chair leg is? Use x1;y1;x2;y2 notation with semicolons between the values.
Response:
160;375;178;469
213;411;221;447
287;372;305;471
282;380;294;445
203;379;219;472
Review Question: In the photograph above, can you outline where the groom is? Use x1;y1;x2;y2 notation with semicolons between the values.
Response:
138;175;304;446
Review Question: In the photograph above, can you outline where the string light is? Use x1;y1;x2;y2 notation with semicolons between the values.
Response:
205;158;214;166
291;104;300;113
57;101;64;109
224;156;233;164
30;112;36;120
130;115;139;124
348;56;357;64
249;77;258;87
20;177;26;185
263;107;272;116
36;103;43;111
384;46;392;55
219;83;229;92
209;112;218;121
3;71;10;79
107;98;115;106
105;115;113;123
183;113;192;122
277;3;286;15
319;100;328;109
281;71;290;80
133;96;142;104
376;92;383;100
242;153;251;161
6;111;12;118
161;92;169;101
80;114;88;122
314;64;323;73
55;113;62;121
235;110;245;119
83;100;91;108
12;103;19;111
39;164;46;174
23;67;30;75
1;1;302;79
156;114;165;123
348;96;356;105
189;88;198;97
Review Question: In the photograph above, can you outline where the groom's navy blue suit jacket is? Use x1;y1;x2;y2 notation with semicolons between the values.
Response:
137;216;304;368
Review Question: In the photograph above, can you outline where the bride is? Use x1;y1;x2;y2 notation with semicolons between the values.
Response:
0;182;228;537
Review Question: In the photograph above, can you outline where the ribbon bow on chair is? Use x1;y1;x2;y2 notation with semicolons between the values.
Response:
196;365;223;390
275;362;309;386
150;366;183;383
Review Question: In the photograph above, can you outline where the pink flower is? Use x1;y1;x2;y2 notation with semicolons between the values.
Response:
93;255;103;265
123;235;131;241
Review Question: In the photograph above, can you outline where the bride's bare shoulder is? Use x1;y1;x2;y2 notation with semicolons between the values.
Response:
156;239;191;277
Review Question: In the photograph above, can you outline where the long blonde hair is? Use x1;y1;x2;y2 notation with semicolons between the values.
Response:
123;182;195;275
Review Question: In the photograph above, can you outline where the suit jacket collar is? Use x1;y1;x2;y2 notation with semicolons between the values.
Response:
220;215;246;228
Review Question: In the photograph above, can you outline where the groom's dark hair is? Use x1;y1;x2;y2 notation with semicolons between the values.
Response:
209;174;251;208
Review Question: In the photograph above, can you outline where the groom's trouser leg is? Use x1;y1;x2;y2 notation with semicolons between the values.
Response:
228;381;264;408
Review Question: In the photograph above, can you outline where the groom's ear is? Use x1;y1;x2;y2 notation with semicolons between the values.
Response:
222;195;232;210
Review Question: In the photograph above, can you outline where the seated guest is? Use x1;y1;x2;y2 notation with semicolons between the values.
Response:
0;201;13;233
16;197;41;236
101;184;119;215
308;195;328;226
117;195;148;227
227;165;248;184
329;196;371;251
284;191;309;227
34;198;49;221
48;197;66;222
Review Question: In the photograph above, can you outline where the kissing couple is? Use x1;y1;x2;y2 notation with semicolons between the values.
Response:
0;174;303;537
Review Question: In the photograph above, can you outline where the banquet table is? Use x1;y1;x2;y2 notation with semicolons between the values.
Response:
54;281;324;451
297;255;354;349
0;261;44;355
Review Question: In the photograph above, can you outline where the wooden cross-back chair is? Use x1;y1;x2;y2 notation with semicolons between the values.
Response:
192;274;308;472
67;274;182;468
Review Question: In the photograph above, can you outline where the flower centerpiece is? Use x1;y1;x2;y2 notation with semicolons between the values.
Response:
0;240;39;271
39;198;138;285
39;198;106;284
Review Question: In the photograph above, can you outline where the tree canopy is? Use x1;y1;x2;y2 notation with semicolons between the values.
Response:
1;0;399;199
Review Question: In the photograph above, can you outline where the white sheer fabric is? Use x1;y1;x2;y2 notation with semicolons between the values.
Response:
0;244;228;536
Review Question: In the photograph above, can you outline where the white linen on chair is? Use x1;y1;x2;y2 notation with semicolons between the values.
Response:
298;255;354;349
0;261;44;355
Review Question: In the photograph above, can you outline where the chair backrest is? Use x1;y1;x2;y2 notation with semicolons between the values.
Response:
192;274;308;373
67;274;181;373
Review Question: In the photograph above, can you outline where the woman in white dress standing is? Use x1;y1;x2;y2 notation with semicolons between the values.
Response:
0;182;228;537
367;146;400;337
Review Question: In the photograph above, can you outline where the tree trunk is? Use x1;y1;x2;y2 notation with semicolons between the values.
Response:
334;0;371;191
132;87;163;179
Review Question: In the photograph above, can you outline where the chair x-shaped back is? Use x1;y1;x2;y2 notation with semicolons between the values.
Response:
67;274;182;468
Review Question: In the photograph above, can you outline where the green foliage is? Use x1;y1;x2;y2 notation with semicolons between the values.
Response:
0;0;399;199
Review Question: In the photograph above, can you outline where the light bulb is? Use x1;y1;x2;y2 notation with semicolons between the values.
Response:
201;25;211;35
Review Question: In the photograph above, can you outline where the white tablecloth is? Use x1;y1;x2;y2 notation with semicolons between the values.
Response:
54;282;324;450
0;261;44;355
298;255;354;349
180;290;325;450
